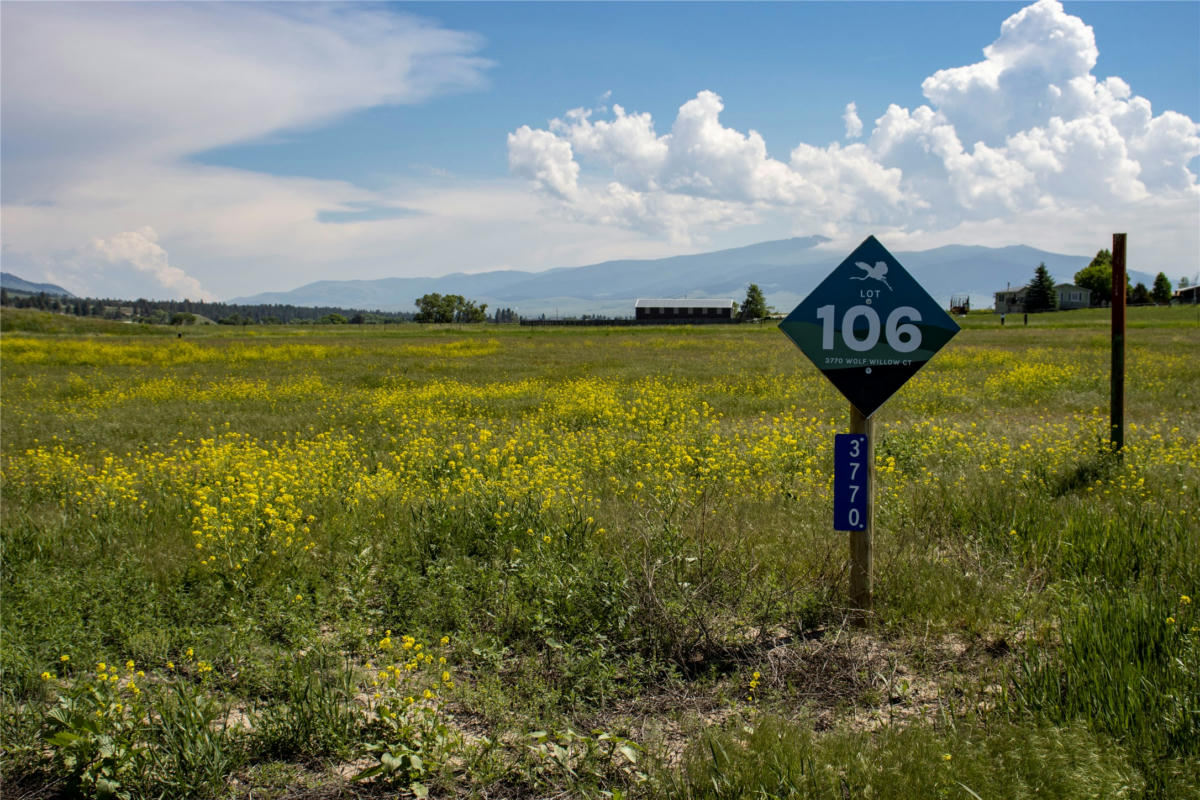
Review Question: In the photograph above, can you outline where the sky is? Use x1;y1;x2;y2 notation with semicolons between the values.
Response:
2;1;1198;302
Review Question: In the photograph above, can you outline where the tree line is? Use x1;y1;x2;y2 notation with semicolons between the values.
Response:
5;288;543;327
0;290;415;325
1072;250;1175;307
1020;254;1178;313
410;295;524;324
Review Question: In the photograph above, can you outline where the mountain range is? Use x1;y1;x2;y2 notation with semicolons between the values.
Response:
0;272;75;297
232;237;1145;317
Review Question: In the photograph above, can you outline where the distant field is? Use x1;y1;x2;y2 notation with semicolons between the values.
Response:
2;306;1197;799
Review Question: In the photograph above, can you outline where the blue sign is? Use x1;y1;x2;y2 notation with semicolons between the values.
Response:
779;236;960;417
834;434;869;531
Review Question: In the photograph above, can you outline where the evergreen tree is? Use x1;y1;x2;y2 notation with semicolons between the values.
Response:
1151;273;1172;304
739;283;769;321
1130;282;1151;305
1025;263;1057;312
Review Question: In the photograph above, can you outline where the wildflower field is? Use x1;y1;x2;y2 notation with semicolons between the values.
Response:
2;306;1197;799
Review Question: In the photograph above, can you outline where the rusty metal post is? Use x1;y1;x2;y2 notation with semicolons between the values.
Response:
848;404;873;623
1111;233;1126;454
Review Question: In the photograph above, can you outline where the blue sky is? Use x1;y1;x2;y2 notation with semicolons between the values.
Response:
198;3;1200;185
3;1;1198;300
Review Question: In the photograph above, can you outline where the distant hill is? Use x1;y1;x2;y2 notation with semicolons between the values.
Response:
1;272;75;297
232;236;1152;317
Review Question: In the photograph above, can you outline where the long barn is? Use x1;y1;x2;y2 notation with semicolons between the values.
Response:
634;298;735;323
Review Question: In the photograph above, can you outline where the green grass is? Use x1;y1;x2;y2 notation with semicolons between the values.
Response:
0;307;176;336
2;306;1197;798
668;714;1143;800
958;303;1200;329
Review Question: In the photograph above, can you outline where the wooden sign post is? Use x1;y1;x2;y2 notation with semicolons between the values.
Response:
848;405;874;619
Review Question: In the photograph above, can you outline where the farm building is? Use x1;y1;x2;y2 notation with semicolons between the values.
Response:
1055;283;1091;309
1174;284;1199;304
634;298;735;322
993;287;1027;313
994;283;1091;312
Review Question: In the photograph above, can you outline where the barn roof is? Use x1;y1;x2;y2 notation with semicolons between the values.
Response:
634;298;734;308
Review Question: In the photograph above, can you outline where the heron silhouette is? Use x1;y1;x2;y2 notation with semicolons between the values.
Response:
851;261;893;291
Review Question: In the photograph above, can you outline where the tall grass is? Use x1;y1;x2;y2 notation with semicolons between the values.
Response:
667;713;1143;799
1015;592;1199;797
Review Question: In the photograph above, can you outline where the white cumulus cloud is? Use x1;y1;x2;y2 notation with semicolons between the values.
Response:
843;103;863;140
508;126;581;200
922;0;1099;148
507;0;1198;262
508;90;824;239
89;227;215;301
552;104;668;189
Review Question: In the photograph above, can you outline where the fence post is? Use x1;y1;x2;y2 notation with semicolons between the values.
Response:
1111;233;1126;454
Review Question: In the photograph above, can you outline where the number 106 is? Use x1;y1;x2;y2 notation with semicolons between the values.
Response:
816;304;923;353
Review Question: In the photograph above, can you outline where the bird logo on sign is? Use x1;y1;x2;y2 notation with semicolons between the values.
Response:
851;261;893;291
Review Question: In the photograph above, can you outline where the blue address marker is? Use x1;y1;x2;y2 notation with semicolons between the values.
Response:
834;433;869;532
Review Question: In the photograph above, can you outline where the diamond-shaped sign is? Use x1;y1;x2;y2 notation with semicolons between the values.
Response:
779;236;959;417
